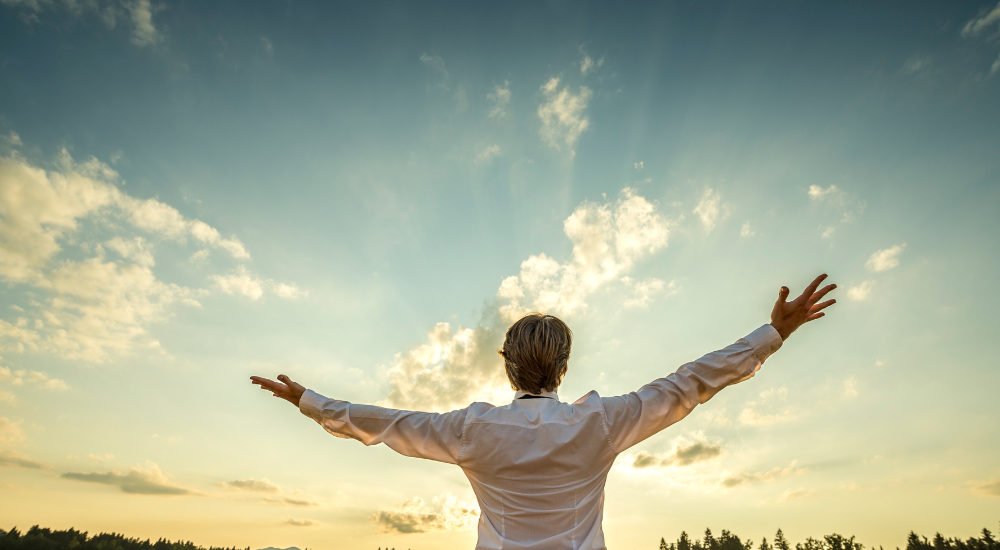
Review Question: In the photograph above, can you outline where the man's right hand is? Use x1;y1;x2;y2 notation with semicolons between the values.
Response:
250;374;306;407
770;274;837;341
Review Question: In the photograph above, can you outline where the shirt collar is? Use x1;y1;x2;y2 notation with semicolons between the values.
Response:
514;389;559;401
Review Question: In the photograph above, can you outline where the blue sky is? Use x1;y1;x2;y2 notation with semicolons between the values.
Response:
1;1;999;549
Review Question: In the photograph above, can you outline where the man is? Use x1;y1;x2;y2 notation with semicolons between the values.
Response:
251;274;836;550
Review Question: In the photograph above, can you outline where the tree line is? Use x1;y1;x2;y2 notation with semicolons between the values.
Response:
0;526;249;550
658;526;999;550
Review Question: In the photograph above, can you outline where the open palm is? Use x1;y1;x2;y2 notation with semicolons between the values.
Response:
250;374;306;407
770;274;837;341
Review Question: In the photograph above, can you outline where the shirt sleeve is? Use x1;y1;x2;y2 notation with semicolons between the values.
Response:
600;324;783;453
298;390;469;465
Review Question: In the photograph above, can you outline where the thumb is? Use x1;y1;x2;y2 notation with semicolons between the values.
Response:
778;286;789;302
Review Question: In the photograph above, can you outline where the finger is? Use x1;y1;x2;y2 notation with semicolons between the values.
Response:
804;311;825;322
799;274;828;300
809;299;836;313
808;284;837;305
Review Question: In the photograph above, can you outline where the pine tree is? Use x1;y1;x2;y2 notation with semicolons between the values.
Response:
661;538;670;550
679;531;693;550
760;537;772;550
706;528;718;550
775;529;791;550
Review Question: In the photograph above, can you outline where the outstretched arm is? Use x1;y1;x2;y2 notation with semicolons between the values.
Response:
249;375;469;464
601;274;837;453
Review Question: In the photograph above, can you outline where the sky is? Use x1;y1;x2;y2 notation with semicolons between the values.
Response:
0;1;999;549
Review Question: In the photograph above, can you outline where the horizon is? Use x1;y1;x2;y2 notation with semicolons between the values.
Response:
1;1;998;550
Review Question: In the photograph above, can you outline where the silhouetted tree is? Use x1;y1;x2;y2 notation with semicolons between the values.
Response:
775;530;791;550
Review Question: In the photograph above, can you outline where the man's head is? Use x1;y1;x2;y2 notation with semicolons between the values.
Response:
498;313;573;394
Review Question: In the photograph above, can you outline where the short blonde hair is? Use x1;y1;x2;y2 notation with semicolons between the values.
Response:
498;313;573;394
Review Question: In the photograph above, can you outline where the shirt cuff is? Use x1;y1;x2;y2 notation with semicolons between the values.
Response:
746;324;783;361
298;389;328;420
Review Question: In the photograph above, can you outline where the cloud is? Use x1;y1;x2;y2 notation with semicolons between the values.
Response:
384;189;670;412
778;487;815;501
419;53;449;90
0;146;288;360
843;377;859;398
693;189;726;233
125;0;160;47
634;161;643;169
0;449;49;469
992;52;1000;75
372;494;479;535
624;434;722;469
961;2;1000;38
580;51;604;75
261;36;274;57
61;461;193;495
537;77;592;155
901;56;932;74
821;226;835;240
866;244;905;272
475;144;502;164
212;266;309;301
720;461;807;488
806;184;866;223
739;386;794;426
218;478;280;493
973;479;1000;497
740;222;755;238
487;81;511;118
621;277;677;309
0;416;25;446
846;281;875;301
283;517;318;527
268;497;318;507
0;366;69;391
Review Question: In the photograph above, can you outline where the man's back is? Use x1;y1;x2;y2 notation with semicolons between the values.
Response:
460;392;616;549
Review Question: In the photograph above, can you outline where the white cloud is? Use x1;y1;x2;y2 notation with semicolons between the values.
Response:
212;267;308;301
740;221;755;238
283;517;319;527
0;144;299;362
961;2;1000;37
475;144;502;164
212;266;264;300
843;377;859;398
693;189;725;233
487;81;511;118
634;161;643;169
720;460;807;488
537;77;592;155
808;184;840;201
0;417;25;447
372;494;479;534
847;280;875;301
622;277;677;309
821;226;835;240
580;51;604;75
0;366;69;391
902;56;932;74
384;189;671;412
218;478;280;493
866;244;905;272
739;386;794;426
992;52;1000;75
497;188;670;322
807;184;866;223
126;0;160;47
419;53;449;89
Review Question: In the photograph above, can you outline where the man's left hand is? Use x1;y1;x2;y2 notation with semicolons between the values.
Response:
251;374;306;407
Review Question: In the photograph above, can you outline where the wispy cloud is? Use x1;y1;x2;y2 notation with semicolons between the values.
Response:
621;434;722;470
739;386;795;426
217;478;280;493
740;222;755;238
420;53;449;90
475;144;502;164
537;77;592;155
621;277;677;309
580;48;604;75
3;0;162;48
843;377;859;399
972;479;1000;497
846;280;875;301
807;184;866;223
961;2;1000;38
693;189;727;233
0;366;68;391
372;494;479;534
62;461;194;495
720;461;807;488
866;244;905;272
283;517;319;527
487;81;511;118
125;0;160;47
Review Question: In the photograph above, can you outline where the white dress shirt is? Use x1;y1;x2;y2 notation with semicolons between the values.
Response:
298;324;783;550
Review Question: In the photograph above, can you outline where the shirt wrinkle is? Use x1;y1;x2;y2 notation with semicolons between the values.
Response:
298;324;783;550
